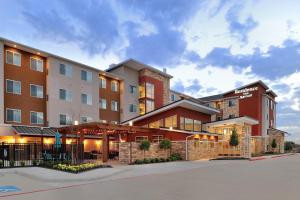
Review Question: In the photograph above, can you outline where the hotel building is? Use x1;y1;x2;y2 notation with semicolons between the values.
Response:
0;37;285;162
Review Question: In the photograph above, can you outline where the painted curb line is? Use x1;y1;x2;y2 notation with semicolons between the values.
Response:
249;153;295;161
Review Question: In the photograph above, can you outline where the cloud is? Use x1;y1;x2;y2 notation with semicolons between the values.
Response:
199;39;300;79
225;3;258;43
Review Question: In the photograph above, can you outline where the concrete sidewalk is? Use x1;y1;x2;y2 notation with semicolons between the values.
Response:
249;153;295;161
0;160;233;183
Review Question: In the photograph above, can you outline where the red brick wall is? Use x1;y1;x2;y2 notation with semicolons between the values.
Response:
224;83;268;136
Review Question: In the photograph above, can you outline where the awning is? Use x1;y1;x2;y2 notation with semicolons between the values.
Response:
12;126;101;139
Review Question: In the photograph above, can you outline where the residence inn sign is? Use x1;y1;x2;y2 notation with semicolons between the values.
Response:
235;87;258;99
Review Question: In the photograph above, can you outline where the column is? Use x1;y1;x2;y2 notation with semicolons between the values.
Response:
102;133;109;163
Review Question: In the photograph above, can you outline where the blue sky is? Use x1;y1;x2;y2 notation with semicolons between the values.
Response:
1;0;299;141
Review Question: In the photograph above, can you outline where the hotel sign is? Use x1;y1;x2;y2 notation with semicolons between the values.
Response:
235;87;258;99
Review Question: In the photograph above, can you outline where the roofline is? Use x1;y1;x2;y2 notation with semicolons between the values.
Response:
170;90;206;103
106;58;173;78
266;90;278;97
223;80;269;95
122;99;220;125
0;37;122;80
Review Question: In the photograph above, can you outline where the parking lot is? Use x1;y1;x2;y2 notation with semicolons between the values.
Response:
0;154;299;200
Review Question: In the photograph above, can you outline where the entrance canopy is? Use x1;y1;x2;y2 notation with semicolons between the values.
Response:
203;116;259;128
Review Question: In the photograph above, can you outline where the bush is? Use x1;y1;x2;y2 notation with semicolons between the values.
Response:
134;159;143;165
159;139;172;150
20;161;25;167
9;160;15;167
170;153;182;161
32;160;37;166
160;158;166;162
0;160;3;168
285;141;294;151
139;140;151;151
143;158;150;164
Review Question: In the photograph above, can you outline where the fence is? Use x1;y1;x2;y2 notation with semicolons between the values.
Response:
0;143;84;168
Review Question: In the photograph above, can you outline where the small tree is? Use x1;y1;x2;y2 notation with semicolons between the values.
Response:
159;139;172;158
271;139;277;151
284;141;294;152
139;140;151;159
229;128;239;147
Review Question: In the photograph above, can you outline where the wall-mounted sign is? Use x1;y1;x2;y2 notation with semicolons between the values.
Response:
235;87;258;99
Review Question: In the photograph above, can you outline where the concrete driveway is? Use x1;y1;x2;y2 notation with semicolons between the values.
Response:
0;154;299;200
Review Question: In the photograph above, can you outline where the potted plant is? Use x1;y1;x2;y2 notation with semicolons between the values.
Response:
139;140;151;159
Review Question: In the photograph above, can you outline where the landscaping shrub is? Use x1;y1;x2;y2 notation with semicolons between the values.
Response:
170;153;182;161
271;139;277;149
139;140;151;159
160;158;166;162
143;158;150;164
0;160;3;168
20;161;25;167
134;159;143;165
32;160;37;166
9;160;15;167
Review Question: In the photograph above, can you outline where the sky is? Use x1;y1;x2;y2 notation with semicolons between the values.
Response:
0;0;299;142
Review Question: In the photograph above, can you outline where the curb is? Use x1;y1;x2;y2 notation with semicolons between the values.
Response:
249;153;295;161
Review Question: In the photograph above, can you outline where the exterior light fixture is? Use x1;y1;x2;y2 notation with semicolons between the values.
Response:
14;45;17;48
74;120;79;126
169;127;173;130
129;121;133;126
37;52;40;55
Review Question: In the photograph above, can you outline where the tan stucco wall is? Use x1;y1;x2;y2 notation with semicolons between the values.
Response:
0;41;4;124
108;66;140;122
47;57;100;127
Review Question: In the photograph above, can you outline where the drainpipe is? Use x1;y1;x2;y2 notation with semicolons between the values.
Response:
185;135;195;161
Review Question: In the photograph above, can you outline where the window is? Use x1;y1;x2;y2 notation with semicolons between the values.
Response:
81;93;92;105
81;70;92;82
59;64;72;77
165;115;177;128
228;99;236;107
30;84;43;98
6;80;21;95
146;100;154;112
180;117;185;130
153;135;163;143
270;100;273;110
111;101;118;111
229;114;235;119
146;82;154;98
30;57;43;72
80;116;92;123
30;111;44;125
139;102;145;115
180;117;194;131
59;114;72;125
111;121;118;125
6;50;21;66
216;102;222;109
217;116;222;121
135;136;148;143
100;77;106;88
185;118;193;131
129;85;137;94
149;120;163;128
100;98;107;109
129;104;137;112
194;120;202;131
6;108;21;123
139;84;145;98
59;89;72;102
111;81;119;92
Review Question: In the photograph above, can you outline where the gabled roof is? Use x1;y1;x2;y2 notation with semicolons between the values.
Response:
170;90;205;103
106;58;173;78
203;116;259;127
122;99;220;125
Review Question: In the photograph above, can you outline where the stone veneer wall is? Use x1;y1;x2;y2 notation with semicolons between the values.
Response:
119;141;185;164
187;141;220;160
251;137;266;156
222;97;239;119
267;129;285;153
139;69;170;105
